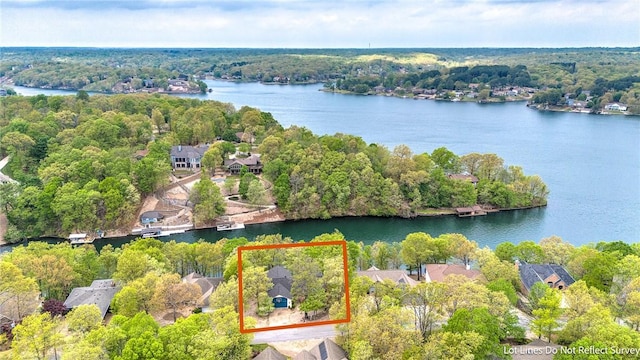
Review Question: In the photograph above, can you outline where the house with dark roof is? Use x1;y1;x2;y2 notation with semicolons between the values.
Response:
254;346;287;360
356;266;419;287
296;339;348;360
267;266;292;308
182;273;223;308
224;154;263;175
518;262;576;296
140;211;164;225
170;145;210;171
63;279;121;319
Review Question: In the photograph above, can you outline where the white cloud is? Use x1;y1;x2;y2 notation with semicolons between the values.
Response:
1;0;638;47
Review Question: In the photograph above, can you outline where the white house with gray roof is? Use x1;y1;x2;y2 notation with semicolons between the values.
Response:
170;145;209;171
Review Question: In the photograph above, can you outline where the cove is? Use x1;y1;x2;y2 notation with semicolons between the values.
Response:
8;82;640;248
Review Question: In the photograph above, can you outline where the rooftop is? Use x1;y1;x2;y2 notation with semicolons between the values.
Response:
63;279;121;319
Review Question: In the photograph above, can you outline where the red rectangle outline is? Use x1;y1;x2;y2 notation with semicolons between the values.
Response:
237;240;351;333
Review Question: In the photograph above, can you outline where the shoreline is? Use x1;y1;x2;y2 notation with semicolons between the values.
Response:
526;103;637;116
0;204;546;249
319;88;530;104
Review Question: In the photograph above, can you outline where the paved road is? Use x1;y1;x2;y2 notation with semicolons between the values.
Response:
251;324;337;344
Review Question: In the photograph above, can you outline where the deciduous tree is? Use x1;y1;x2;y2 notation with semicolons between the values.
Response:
531;287;563;342
11;313;64;360
152;273;202;322
66;304;103;334
190;173;226;226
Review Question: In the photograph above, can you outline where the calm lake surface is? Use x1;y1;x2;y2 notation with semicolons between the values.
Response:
9;83;640;249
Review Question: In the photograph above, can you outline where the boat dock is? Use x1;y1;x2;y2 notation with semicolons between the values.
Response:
216;216;245;231
68;233;94;245
455;205;488;218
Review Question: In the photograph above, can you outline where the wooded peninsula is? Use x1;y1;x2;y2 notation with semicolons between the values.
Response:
0;93;547;242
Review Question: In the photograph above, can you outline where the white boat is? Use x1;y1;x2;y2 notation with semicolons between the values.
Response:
140;228;187;238
140;228;162;238
68;233;94;245
216;222;245;231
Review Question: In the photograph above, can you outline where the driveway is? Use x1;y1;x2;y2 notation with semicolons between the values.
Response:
250;324;337;344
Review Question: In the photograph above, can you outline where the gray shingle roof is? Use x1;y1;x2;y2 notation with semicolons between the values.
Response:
63;279;120;319
268;266;292;280
268;283;291;299
294;350;317;360
170;145;209;159
254;346;287;360
308;339;348;360
182;273;223;307
519;263;575;291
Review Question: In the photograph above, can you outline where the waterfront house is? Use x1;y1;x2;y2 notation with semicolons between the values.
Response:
604;103;628;111
224;154;263;175
424;264;484;283
448;173;479;186
267;266;293;308
357;266;419;288
140;210;164;225
518;262;575;296
63;279;121;319
170;145;209;171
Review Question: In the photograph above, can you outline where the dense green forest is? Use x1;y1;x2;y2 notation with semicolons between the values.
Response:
1;233;639;359
0;93;547;241
2;48;639;113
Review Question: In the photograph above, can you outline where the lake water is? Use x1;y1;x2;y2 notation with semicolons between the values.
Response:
8;83;640;249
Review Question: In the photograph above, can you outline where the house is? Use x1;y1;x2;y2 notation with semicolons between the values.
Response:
296;339;348;360
63;279;121;319
182;273;223;308
604;103;628;111
424;264;484;283
254;346;287;360
133;149;149;160
140;211;164;225
356;266;419;287
267;266;293;308
170;145;209;170
224;154;263;175
236;132;256;144
447;173;479;186
518;262;575;296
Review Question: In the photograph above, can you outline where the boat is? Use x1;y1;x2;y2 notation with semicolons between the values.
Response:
140;228;187;238
68;233;94;245
140;228;163;238
216;221;245;231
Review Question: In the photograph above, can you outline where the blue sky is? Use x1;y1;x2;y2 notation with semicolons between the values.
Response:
1;0;638;48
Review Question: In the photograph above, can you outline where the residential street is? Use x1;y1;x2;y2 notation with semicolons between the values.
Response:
250;324;337;344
